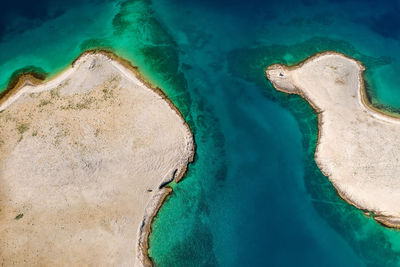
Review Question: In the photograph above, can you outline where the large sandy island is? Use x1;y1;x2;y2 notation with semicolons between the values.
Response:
267;52;400;228
0;51;194;266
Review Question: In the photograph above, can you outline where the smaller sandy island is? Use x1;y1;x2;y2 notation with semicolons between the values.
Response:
267;52;400;229
0;51;194;266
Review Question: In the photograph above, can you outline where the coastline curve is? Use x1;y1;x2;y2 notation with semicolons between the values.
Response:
0;50;195;266
266;51;400;229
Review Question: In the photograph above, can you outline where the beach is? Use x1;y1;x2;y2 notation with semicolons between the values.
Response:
267;52;400;228
0;51;194;266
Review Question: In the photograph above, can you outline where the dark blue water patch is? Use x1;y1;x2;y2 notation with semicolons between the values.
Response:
162;0;278;22
351;1;400;40
369;10;400;39
1;0;63;21
0;1;64;40
0;0;110;41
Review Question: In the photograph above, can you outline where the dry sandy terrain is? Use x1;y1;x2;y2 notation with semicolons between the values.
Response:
267;52;400;228
0;52;194;266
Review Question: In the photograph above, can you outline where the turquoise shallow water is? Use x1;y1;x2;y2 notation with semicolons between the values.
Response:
3;0;400;266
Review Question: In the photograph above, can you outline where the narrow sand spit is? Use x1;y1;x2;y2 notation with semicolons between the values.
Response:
0;51;194;266
267;52;400;228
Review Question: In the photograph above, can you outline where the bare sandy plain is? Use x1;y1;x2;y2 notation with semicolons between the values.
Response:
267;52;400;229
0;51;194;266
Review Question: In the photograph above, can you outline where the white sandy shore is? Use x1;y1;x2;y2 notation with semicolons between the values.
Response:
0;52;194;266
267;52;400;228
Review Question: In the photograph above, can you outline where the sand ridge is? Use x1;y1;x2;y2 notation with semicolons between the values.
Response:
267;52;400;228
0;51;194;266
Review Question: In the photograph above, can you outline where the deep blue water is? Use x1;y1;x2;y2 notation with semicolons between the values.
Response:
2;0;400;266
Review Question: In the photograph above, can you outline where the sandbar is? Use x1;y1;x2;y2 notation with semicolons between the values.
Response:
0;51;194;266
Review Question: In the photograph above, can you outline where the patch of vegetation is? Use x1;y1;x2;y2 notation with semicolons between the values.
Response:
5;114;14;122
75;97;94;110
50;89;60;99
60;101;74;110
32;131;38;136
17;123;29;134
95;128;100;137
109;75;120;83
60;97;94;110
15;213;23;220
54;126;69;146
102;88;114;100
38;99;51;107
